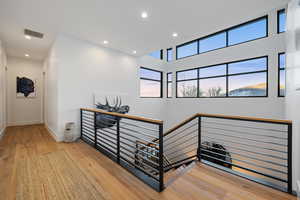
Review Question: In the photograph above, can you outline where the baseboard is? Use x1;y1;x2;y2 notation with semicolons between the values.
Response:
7;120;43;127
45;124;63;142
0;127;6;140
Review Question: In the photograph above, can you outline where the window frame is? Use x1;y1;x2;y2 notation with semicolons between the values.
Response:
277;9;286;34
167;72;172;98
278;52;286;97
140;67;163;98
176;56;269;98
167;48;173;62
176;16;268;60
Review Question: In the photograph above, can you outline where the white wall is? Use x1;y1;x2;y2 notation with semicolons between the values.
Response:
6;56;43;126
43;46;59;140
286;0;300;191
0;40;7;138
164;7;286;129
44;35;166;141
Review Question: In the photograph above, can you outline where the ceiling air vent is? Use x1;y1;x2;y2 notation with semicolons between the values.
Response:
24;29;44;39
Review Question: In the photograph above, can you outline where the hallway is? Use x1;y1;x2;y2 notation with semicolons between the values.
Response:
0;125;296;200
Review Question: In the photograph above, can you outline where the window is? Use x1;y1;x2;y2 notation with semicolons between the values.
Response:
148;50;163;60
176;56;268;98
167;48;173;62
176;41;198;59
176;16;268;60
199;32;227;53
278;53;286;97
278;9;286;33
228;57;267;97
167;73;172;98
176;69;198;97
140;67;163;98
199;65;227;97
228;17;267;46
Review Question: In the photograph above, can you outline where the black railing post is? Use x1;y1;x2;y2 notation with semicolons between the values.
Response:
197;116;202;161
158;124;164;192
94;112;97;148
80;109;83;139
287;123;293;194
117;119;120;164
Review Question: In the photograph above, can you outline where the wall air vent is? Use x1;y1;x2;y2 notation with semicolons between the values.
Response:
24;29;44;39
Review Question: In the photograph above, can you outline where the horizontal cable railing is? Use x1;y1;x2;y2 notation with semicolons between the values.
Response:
80;108;292;194
80;108;164;192
161;113;292;193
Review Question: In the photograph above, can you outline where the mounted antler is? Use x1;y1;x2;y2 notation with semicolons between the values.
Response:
95;96;130;129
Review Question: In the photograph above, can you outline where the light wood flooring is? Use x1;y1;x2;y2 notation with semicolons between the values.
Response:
0;125;297;200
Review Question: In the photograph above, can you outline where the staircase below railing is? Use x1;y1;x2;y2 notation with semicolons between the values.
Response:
80;108;164;192
162;113;293;194
80;108;293;194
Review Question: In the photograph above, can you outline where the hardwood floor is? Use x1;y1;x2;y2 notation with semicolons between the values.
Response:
0;125;297;200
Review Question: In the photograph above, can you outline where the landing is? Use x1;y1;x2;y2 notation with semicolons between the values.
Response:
0;125;296;200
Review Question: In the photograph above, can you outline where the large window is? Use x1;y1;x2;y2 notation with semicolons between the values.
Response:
278;53;286;97
148;50;163;60
176;16;268;60
140;67;163;98
176;56;268;98
167;72;172;98
278;9;286;33
167;48;173;62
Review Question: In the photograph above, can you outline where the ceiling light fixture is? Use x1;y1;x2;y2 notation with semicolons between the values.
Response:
25;54;30;57
25;35;32;40
133;50;137;54
103;40;109;44
172;32;178;37
141;11;148;19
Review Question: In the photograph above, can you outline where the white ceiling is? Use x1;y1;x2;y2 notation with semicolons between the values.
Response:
0;0;289;61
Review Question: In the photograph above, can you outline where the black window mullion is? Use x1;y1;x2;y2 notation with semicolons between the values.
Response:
226;30;229;47
226;64;229;97
197;69;200;97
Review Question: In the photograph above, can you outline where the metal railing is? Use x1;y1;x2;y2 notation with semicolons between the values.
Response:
80;108;164;192
162;114;293;193
80;108;293;194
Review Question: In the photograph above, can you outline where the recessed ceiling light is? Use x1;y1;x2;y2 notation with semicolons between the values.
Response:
25;54;30;57
103;40;109;44
141;12;148;19
133;50;137;54
172;32;178;37
25;35;32;40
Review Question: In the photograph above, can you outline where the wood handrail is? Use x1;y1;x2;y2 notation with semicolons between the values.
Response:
197;113;292;125
81;108;163;125
161;113;292;140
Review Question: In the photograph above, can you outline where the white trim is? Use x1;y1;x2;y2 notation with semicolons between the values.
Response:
45;124;63;142
7;120;43;127
0;127;6;140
